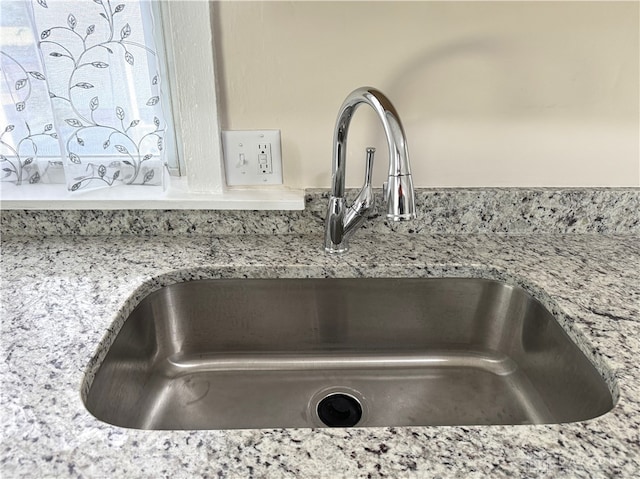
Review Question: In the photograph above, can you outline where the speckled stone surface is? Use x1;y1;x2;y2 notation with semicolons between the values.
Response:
2;188;639;237
1;228;639;477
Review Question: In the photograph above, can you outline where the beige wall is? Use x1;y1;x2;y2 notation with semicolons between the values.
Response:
214;1;639;188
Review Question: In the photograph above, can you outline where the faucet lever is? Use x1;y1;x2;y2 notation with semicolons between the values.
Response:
343;147;376;237
364;147;375;187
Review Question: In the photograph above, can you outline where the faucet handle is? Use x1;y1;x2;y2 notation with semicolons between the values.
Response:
341;147;377;238
364;147;375;188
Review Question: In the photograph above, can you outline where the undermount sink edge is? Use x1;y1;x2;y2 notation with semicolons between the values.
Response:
82;268;617;431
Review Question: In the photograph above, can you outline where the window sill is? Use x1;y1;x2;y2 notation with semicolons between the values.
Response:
0;177;305;210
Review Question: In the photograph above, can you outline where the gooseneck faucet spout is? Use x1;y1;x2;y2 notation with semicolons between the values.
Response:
324;87;416;254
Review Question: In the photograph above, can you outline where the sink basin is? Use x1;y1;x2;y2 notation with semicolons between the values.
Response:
84;278;613;430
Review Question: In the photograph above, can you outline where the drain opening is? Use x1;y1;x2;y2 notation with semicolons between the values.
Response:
317;393;363;427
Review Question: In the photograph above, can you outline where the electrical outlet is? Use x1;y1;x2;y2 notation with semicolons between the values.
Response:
257;143;272;174
222;130;283;186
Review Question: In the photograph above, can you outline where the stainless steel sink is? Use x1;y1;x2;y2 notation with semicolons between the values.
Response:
84;278;614;430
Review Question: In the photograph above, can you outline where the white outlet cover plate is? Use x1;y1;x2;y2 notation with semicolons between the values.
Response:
222;130;283;186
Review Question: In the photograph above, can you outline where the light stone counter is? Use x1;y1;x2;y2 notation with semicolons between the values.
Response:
1;189;639;478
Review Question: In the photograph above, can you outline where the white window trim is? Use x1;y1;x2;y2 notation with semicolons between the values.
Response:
160;0;223;193
0;0;304;210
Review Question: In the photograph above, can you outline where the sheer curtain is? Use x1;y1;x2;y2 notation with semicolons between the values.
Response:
1;0;169;192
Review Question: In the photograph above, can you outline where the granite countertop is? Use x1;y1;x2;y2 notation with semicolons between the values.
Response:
1;188;639;478
2;226;639;478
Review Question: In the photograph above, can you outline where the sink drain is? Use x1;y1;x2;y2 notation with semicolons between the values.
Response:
316;392;363;427
308;386;368;428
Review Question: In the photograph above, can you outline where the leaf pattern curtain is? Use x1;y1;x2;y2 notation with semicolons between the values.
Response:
1;0;168;192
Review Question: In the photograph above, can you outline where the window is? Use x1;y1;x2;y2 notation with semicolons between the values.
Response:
0;0;303;210
1;0;173;191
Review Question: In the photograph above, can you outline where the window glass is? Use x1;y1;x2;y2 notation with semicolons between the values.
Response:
1;0;175;192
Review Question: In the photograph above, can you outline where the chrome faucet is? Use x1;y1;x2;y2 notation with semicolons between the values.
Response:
324;87;416;254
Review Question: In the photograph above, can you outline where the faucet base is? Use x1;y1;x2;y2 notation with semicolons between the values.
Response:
324;245;349;255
